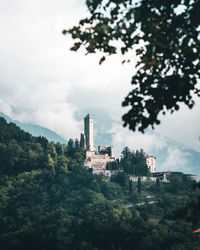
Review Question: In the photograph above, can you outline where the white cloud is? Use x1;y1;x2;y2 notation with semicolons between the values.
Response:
156;100;200;152
0;80;81;139
0;0;88;139
0;99;13;117
159;146;191;173
0;0;133;140
110;123;167;157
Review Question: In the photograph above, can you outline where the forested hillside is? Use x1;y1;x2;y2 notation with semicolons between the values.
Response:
0;118;199;250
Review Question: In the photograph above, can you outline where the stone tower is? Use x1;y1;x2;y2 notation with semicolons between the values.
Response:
80;133;86;148
83;114;95;151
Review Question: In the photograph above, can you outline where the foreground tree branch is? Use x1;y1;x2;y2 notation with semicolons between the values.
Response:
63;0;200;132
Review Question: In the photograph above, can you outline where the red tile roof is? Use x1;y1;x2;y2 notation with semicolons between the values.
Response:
193;228;200;233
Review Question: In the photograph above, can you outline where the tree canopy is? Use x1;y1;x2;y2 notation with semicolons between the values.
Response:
106;147;150;176
64;0;200;132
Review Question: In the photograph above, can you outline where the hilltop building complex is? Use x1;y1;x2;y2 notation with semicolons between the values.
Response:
80;114;157;176
79;114;198;183
80;114;115;175
79;114;197;182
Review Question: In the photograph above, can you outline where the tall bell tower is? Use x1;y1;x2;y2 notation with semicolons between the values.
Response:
84;114;95;151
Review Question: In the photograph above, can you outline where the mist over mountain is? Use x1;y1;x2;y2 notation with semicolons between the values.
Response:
154;136;200;175
0;112;67;144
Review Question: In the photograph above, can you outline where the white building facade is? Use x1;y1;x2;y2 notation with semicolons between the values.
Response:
146;156;156;173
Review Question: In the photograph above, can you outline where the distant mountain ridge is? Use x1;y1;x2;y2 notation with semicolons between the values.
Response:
0;112;67;144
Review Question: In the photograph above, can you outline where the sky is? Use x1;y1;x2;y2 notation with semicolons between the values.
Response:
0;0;200;168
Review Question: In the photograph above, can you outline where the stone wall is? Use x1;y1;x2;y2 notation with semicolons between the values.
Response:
84;151;115;174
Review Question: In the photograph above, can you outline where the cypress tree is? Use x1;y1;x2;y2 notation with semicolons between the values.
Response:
137;177;141;194
156;177;160;191
129;180;134;196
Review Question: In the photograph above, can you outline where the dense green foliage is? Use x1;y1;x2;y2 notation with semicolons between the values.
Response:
64;0;200;132
176;193;200;226
107;147;150;176
0;117;85;176
0;118;199;249
121;147;150;176
138;177;142;194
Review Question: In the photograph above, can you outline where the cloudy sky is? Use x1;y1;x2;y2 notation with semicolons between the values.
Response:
0;0;200;169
